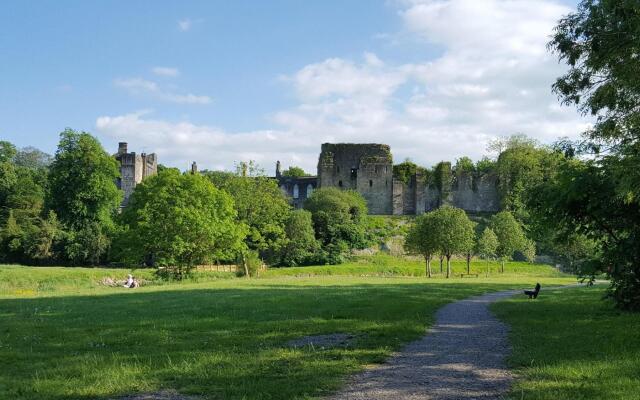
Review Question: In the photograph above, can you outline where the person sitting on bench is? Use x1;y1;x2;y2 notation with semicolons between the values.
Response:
524;283;541;299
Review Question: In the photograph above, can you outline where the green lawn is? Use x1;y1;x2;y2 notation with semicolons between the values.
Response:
493;286;640;400
0;260;574;399
264;253;566;279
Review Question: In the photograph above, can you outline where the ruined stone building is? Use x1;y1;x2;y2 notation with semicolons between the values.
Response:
115;142;157;206
277;143;500;215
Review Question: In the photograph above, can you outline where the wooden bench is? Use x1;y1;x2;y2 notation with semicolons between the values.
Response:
524;283;541;299
460;273;479;278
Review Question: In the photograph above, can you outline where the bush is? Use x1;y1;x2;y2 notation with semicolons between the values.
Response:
236;250;264;277
280;210;319;266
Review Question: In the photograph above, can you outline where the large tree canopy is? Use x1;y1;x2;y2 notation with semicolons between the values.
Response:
429;206;476;278
304;187;369;264
551;0;640;145
116;169;246;277
203;162;291;262
547;0;640;309
48;129;121;229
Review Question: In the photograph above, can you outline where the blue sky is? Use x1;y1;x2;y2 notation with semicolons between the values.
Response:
1;0;584;172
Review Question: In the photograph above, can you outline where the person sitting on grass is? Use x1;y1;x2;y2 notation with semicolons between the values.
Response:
123;274;138;288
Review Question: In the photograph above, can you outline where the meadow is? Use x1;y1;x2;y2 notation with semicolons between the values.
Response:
0;257;611;399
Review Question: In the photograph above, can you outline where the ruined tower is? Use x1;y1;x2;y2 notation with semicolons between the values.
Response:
115;142;157;206
317;143;393;214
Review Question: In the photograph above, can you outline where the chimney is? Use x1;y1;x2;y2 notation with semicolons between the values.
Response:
276;160;282;178
118;142;128;155
191;161;198;174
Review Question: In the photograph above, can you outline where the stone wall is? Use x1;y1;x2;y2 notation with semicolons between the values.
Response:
318;143;393;214
115;143;158;206
422;171;499;213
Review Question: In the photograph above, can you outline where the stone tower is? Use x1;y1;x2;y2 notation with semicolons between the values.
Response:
317;143;393;214
115;142;157;206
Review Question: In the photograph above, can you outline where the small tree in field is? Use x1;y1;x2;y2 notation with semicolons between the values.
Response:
405;213;438;277
430;206;476;278
477;227;499;276
491;211;526;273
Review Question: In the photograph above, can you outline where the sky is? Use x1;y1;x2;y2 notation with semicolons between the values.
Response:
0;0;586;173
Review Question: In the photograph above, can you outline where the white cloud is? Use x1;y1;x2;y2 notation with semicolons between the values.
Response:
152;67;180;77
99;0;588;172
114;78;211;105
178;18;192;32
96;111;316;172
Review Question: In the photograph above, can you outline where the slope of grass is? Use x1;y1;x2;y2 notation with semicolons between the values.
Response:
0;260;574;400
264;253;569;279
493;286;640;400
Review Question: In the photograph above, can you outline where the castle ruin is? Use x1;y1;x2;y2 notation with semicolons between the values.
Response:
115;142;157;206
277;143;499;215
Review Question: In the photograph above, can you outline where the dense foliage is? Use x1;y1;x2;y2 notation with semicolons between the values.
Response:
543;0;640;309
393;160;427;184
281;166;309;177
204;162;291;263
115;169;245;277
405;212;438;277
304;187;369;264
279;209;319;266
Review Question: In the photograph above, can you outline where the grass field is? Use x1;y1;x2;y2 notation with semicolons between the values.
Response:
0;258;574;399
493;286;640;400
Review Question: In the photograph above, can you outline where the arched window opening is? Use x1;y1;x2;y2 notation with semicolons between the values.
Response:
369;180;373;187
293;184;299;199
338;180;343;187
306;184;313;198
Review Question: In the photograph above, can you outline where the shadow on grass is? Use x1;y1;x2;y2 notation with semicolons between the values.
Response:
0;281;525;400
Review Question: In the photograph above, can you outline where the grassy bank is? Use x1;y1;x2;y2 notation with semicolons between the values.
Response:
493;286;640;400
264;253;568;279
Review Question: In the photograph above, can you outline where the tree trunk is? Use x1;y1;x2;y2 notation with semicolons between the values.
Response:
501;259;505;273
439;255;444;274
241;252;250;278
446;255;451;278
425;255;432;278
466;253;471;274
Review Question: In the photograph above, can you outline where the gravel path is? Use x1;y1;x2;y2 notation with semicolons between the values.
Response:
328;290;520;400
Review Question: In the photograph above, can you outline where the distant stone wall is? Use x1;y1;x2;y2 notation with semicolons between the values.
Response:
422;171;499;213
115;143;157;207
318;143;393;214
278;175;317;209
452;172;500;213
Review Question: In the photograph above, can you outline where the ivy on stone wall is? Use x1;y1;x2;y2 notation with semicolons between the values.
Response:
434;162;452;205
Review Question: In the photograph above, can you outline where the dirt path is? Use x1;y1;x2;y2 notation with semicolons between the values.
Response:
328;290;520;400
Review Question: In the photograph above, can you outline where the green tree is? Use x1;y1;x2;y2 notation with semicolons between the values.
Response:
116;169;246;278
477;227;499;275
430;206;476;278
203;164;291;262
454;157;475;174
279;209;319;266
47;129;121;264
13;146;52;169
281;166;309;177
405;212;438;277
547;0;640;309
304;187;368;264
491;211;526;272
